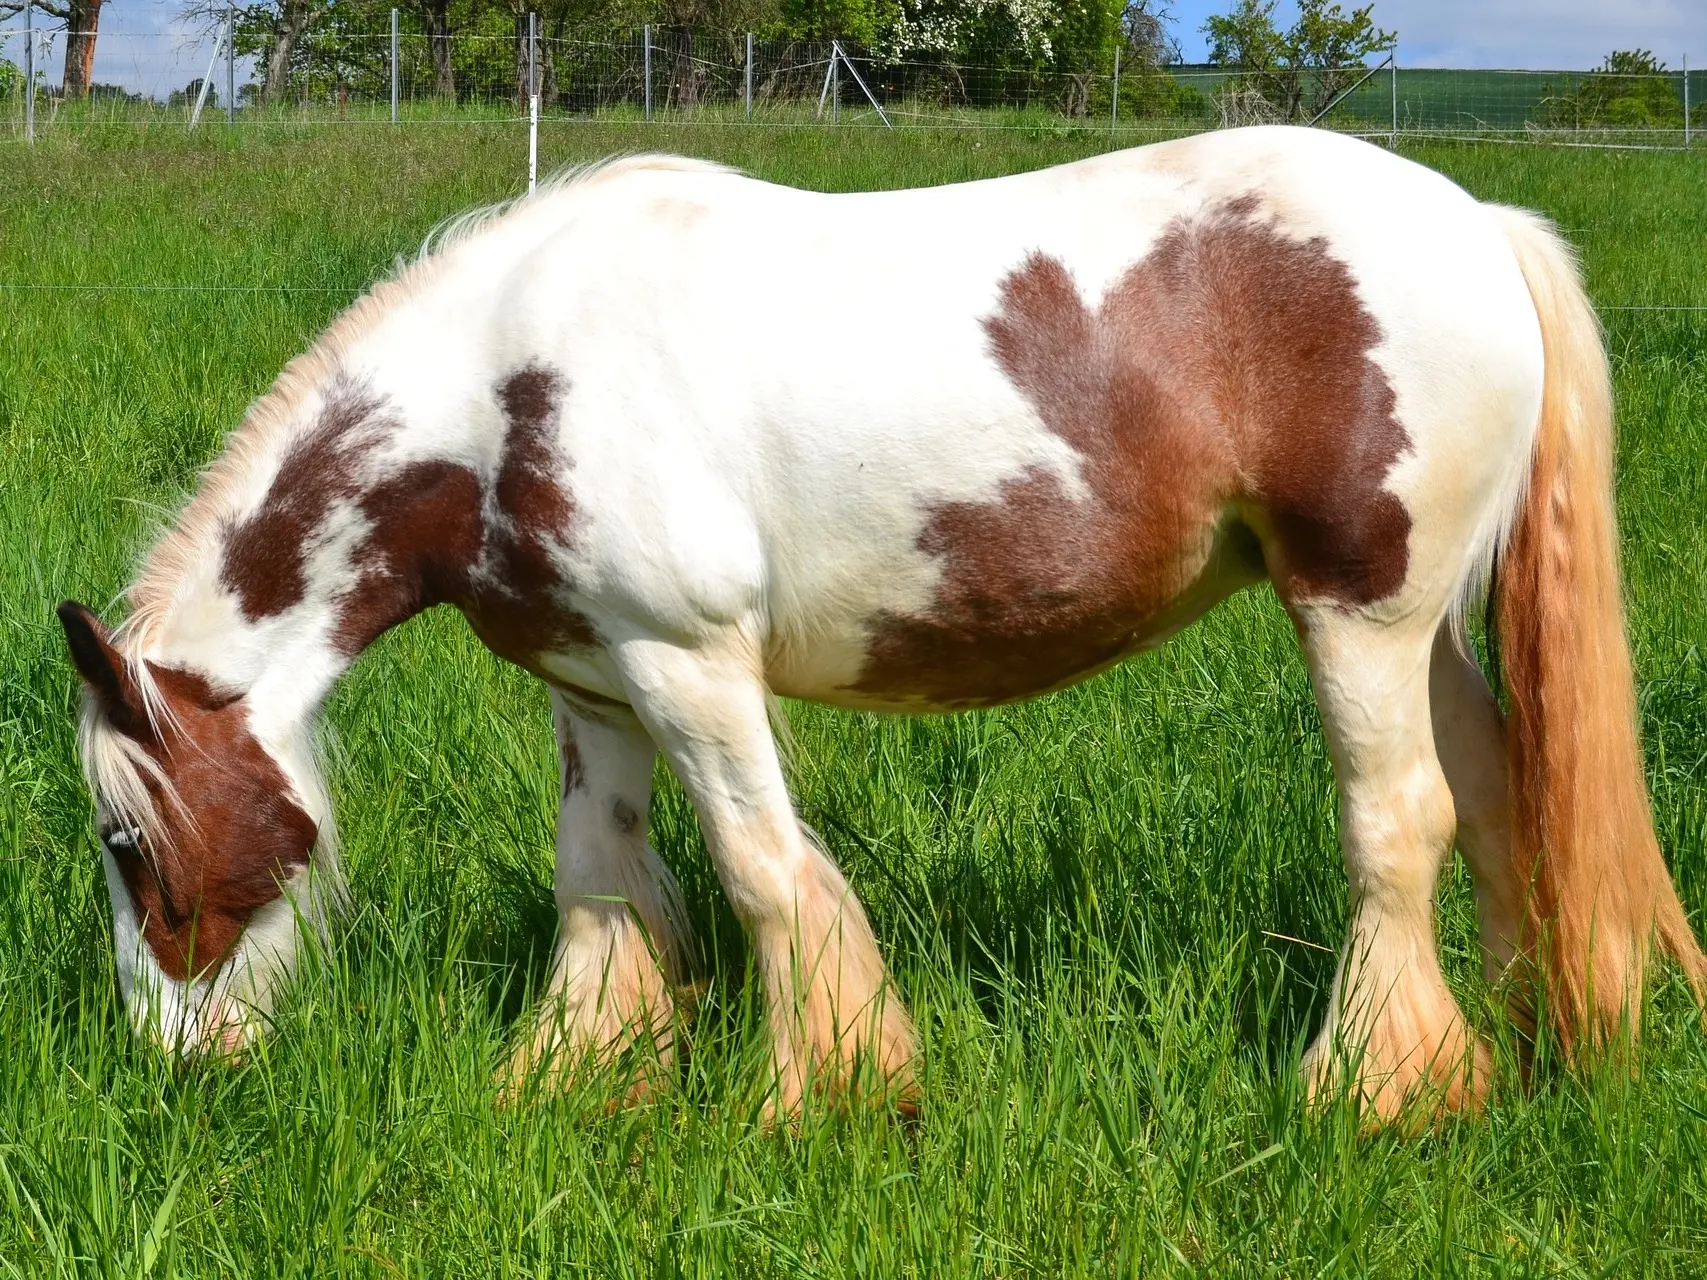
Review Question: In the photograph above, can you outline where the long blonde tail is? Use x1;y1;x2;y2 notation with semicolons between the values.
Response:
1490;205;1706;1050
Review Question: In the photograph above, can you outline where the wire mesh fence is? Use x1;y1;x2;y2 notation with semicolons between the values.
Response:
1;18;1704;147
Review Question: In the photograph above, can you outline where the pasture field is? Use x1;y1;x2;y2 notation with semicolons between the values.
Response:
2;124;1707;1275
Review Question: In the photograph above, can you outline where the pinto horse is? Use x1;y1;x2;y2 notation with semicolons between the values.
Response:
59;128;1705;1121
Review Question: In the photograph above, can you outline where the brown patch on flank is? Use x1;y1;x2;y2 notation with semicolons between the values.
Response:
851;197;1410;707
58;604;317;982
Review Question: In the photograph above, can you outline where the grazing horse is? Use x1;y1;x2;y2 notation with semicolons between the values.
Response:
59;127;1705;1122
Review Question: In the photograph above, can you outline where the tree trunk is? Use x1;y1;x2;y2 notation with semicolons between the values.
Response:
418;0;455;98
61;0;101;98
512;6;529;113
263;0;313;105
539;38;556;107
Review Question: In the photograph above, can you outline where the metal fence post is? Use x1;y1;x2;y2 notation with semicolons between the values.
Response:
1685;54;1691;148
390;8;399;124
830;42;839;122
745;32;753;120
528;12;538;193
643;24;652;121
1110;46;1119;133
225;0;235;123
23;0;33;144
1391;53;1398;146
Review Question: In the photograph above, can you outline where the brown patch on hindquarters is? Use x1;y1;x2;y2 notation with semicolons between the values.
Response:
59;604;316;982
851;197;1411;706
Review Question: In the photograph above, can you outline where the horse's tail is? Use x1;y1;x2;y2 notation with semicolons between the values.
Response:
1489;204;1706;1051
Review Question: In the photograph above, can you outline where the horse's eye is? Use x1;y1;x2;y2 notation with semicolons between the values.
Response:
102;826;142;853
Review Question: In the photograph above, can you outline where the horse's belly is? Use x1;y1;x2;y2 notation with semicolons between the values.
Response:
767;517;1262;713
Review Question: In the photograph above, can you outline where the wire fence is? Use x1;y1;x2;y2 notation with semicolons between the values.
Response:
1;20;1703;147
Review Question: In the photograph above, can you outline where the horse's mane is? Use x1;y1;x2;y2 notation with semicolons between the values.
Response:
122;153;731;654
84;153;733;846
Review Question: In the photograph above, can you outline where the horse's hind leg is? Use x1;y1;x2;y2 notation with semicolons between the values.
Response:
1293;603;1486;1121
1429;628;1527;998
610;638;916;1115
506;694;693;1097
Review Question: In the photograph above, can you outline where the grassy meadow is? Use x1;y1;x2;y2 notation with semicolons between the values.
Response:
2;122;1707;1274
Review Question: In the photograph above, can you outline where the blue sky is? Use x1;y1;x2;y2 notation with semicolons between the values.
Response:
3;0;1706;95
1170;0;1707;68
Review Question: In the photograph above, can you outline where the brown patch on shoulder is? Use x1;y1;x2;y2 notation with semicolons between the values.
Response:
316;366;589;663
217;364;595;672
332;460;485;654
851;197;1410;707
106;666;317;982
221;377;396;620
459;364;598;666
559;718;585;798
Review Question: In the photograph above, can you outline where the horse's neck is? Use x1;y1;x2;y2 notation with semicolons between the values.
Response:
137;220;556;720
139;365;444;734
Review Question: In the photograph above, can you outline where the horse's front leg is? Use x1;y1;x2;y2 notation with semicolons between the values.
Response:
504;693;693;1097
612;637;918;1116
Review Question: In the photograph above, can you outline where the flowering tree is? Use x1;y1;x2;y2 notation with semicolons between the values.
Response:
1204;0;1392;121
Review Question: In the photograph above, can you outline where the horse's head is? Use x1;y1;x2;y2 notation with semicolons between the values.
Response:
57;600;328;1053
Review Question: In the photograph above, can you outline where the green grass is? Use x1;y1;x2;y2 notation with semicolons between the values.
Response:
3;124;1707;1275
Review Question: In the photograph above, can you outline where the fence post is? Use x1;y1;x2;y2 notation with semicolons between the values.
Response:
1685;54;1690;148
1110;45;1119;133
528;12;538;193
225;0;235;124
1390;52;1397;146
390;8;399;124
745;32;753;120
23;0;33;144
643;24;652;121
831;42;839;122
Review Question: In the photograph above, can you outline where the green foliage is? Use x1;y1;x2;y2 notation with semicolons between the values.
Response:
774;0;900;45
0;57;20;97
1203;0;1392;121
4;124;1707;1275
1533;49;1703;132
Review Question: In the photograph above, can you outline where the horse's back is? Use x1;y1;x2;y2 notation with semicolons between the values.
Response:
434;134;1547;711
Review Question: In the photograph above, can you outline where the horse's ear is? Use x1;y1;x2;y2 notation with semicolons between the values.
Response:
57;600;143;728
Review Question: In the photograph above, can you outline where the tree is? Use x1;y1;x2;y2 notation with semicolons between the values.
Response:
1204;0;1392;122
1122;0;1177;67
1534;50;1698;131
179;0;337;105
0;0;107;99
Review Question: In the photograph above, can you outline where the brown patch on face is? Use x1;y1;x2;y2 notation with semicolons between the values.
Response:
221;378;395;619
851;198;1409;707
107;667;317;982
